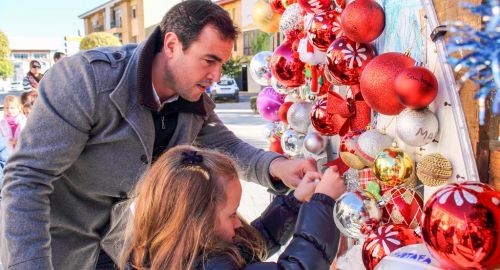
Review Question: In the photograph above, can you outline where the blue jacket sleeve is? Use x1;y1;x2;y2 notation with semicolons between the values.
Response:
0;136;8;185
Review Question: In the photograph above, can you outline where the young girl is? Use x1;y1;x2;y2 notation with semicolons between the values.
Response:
0;95;27;151
120;145;345;270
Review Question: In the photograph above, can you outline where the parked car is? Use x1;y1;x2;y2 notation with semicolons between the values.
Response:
209;76;239;102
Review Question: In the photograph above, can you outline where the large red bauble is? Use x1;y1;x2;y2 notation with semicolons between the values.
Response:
341;0;385;43
269;0;286;14
306;10;342;52
297;0;332;14
362;224;422;270
421;181;500;269
395;66;438;109
310;98;336;136
278;101;294;124
326;36;376;85
381;187;423;229
270;41;306;88
360;52;415;115
269;135;284;154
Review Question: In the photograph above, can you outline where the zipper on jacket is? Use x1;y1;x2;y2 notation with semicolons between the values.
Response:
161;116;166;129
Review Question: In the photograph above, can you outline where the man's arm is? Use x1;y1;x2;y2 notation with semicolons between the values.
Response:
0;55;96;269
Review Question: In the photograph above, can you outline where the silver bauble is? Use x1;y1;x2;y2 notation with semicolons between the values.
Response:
304;132;326;154
249;51;273;86
281;128;305;157
333;190;382;239
271;76;294;95
343;168;360;192
279;3;303;36
355;129;394;167
396;108;439;147
262;122;276;140
287;101;313;134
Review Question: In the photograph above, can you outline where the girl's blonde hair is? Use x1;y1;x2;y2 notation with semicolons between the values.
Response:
120;145;266;270
3;95;22;113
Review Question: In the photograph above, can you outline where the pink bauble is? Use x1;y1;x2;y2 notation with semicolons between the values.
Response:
256;87;286;121
270;41;306;88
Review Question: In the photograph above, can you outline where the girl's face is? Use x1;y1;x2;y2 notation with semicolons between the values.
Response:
6;104;20;117
214;179;242;243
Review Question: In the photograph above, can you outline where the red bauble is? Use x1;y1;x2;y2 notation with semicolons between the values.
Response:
360;52;415;115
362;224;422;270
395;66;438;109
341;0;385;43
310;98;336;136
270;41;306;88
326;36;376;85
422;181;500;270
297;0;332;14
306;11;342;52
381;187;423;229
269;135;284;154
269;0;286;14
278;101;294;124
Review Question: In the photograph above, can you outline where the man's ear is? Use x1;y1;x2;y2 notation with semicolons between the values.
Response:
162;32;179;57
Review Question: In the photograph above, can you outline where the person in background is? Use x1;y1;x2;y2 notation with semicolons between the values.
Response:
20;89;38;106
22;103;33;116
22;60;44;90
121;145;344;270
53;52;66;63
0;1;317;269
0;95;26;152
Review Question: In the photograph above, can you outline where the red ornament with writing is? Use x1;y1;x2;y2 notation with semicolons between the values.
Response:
395;66;438;109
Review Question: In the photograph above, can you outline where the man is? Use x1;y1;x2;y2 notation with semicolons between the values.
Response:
53;52;66;63
0;1;316;269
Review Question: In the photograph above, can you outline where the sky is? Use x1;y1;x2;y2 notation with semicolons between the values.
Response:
0;0;107;39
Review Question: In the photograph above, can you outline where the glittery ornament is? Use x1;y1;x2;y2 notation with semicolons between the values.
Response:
360;52;415;115
287;101;313;134
355;129;394;167
396;108;439;147
279;3;303;39
344;168;360;192
422;182;500;269
373;148;414;187
341;0;385;43
303;132;326;154
381;186;423;229
362;224;422;270
416;153;452;186
326;36;376;85
281;128;305;157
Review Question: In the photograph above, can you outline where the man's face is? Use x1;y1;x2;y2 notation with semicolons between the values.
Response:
164;25;234;102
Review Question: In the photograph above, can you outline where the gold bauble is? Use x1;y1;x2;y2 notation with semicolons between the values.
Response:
340;152;366;169
416;153;452;186
253;0;281;33
373;148;414;187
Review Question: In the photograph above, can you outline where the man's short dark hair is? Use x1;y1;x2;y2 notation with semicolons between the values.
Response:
159;0;239;50
53;52;65;61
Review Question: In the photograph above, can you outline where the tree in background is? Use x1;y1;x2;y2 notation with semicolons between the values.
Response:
0;30;14;80
79;32;121;50
222;56;246;78
251;31;271;55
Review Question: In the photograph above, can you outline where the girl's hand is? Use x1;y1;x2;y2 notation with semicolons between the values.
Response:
293;171;322;202
315;166;346;200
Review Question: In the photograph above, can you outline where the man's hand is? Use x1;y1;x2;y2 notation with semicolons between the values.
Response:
270;157;318;188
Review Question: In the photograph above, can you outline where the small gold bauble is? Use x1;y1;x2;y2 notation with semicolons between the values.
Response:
373;148;414;187
416;153;452;186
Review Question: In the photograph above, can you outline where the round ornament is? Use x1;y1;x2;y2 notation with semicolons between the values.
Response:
287;101;313;134
396;108;439;147
373;148;414;187
341;0;385;43
310;98;336;136
381;186;423;229
253;0;281;33
270;76;294;95
340;130;365;169
269;135;284;154
306;10;342;52
280;128;305;157
395;65;438;109
416;153;452;186
304;132;327;154
362;224;422;270
374;244;444;270
421;182;500;269
279;3;303;39
360;52;415;115
270;41;306;88
297;38;327;65
278;101;294;124
355;129;394;167
333;190;383;239
297;0;332;14
262;122;277;140
269;0;286;14
250;51;273;86
256;87;286;121
326;36;376;85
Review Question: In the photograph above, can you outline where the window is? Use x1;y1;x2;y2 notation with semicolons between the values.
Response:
13;53;28;59
33;53;48;59
132;6;137;18
243;30;270;56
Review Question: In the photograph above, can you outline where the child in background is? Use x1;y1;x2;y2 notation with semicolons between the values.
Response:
22;103;33;116
121;145;345;270
0;95;27;152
